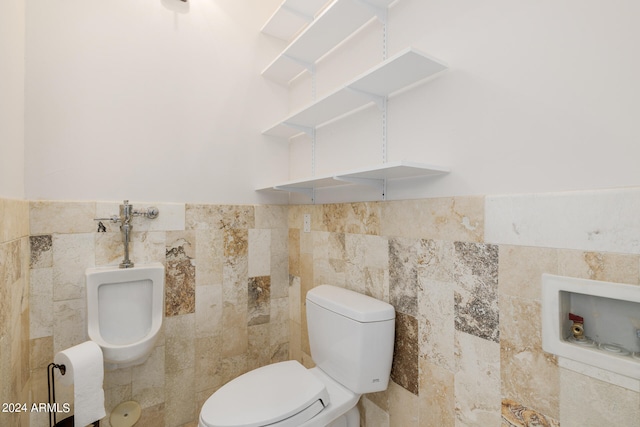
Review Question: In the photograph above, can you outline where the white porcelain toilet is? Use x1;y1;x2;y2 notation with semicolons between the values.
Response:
199;285;395;427
86;262;165;368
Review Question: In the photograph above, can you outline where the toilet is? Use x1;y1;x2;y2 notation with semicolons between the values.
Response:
199;285;395;427
86;262;165;368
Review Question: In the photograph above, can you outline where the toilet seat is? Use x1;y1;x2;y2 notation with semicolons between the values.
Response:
199;361;330;427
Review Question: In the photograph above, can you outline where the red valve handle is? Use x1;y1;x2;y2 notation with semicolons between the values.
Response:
569;313;583;323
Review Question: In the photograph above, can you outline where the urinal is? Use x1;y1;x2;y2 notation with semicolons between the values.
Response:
86;263;164;368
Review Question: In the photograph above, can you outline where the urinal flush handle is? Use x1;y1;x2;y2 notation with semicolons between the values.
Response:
93;215;120;223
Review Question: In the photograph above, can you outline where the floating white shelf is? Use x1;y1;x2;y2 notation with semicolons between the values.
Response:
262;0;397;85
263;48;447;139
261;0;330;41
257;161;449;198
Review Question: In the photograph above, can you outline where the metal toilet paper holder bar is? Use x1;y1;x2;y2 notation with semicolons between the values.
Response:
47;363;100;427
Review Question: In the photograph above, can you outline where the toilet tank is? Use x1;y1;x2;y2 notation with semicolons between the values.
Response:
306;285;395;394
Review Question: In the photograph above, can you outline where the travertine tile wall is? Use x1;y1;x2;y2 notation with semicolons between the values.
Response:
288;191;640;427
4;189;640;427
26;201;289;427
0;198;31;427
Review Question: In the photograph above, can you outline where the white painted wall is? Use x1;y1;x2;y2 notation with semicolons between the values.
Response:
22;0;640;204
287;0;640;203
0;0;26;199
25;0;289;204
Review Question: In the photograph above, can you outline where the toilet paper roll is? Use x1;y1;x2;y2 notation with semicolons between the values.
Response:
54;341;106;427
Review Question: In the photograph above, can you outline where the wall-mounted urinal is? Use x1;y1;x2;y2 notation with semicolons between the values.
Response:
86;263;164;369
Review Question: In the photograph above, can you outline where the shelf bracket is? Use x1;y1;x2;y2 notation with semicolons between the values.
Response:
334;175;386;200
280;4;314;23
344;87;386;110
283;54;316;73
334;175;384;190
273;185;314;199
356;0;388;24
282;122;314;136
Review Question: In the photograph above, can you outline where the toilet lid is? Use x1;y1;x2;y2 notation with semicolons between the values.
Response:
200;360;330;427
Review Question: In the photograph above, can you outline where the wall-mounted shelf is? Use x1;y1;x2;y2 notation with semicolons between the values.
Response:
263;48;447;139
257;161;449;199
261;0;330;41
262;0;397;85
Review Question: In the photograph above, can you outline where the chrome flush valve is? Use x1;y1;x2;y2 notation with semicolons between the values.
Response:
93;200;160;268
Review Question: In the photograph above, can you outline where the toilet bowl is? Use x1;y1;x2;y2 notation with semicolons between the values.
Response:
86;262;164;368
199;285;395;427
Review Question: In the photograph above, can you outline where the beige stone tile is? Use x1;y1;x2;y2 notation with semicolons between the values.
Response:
165;314;195;374
223;228;248;259
346;233;388;268
288;228;300;276
52;233;95;301
388;380;419;426
500;295;560;419
270;297;288;342
195;335;222;393
185;204;254;230
30;200;95;235
418;278;454;372
29;336;53;371
94;231;122;266
499;245;559;301
221;302;248;358
195;284;223;339
1;198;29;242
287;204;302;229
248;229;270;277
270;228;289;299
454;331;501;427
380;196;484;242
389;237;422;317
558;249;640;285
255;204;288;229
322;202;381;235
289;275;301;324
299;226;314;254
53;298;86;353
313;257;345;288
222;256;248;308
248;276;270;326
165;367;196;427
130;231;166;266
289;320;301;363
419;358;455;427
195;229;223;286
29;362;50;413
135;403;165;427
29;267;53;339
247;323;270;370
220;354;248;385
132;345;165;408
300;253;314;306
559;368;640;427
103;365;132;389
360;396;390;427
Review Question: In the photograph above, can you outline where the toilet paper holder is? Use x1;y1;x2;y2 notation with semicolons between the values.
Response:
47;363;99;427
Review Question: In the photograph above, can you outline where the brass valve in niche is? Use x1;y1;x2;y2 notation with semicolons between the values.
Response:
569;313;585;340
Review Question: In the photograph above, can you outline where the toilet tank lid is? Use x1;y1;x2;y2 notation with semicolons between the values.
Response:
306;285;395;323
